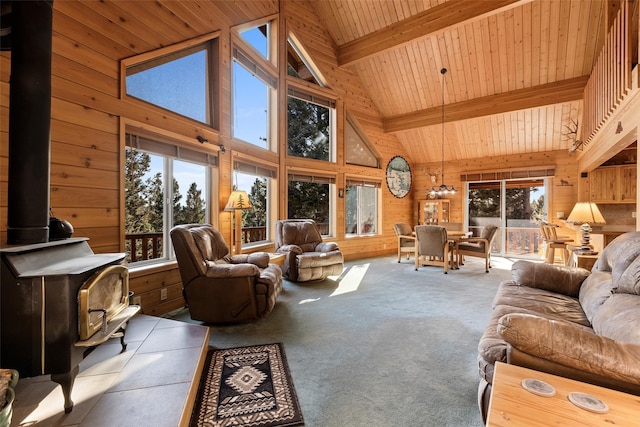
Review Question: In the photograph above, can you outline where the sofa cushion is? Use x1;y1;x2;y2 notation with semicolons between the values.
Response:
579;271;614;323
498;313;640;387
594;231;640;273
614;256;640;295
592;294;640;344
493;281;590;326
511;260;590;297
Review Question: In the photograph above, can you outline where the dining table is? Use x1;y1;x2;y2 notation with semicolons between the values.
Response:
446;230;473;269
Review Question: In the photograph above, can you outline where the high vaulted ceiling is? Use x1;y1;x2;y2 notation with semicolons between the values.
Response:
311;0;607;164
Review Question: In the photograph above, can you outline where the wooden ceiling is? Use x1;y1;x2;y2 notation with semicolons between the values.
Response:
311;0;607;164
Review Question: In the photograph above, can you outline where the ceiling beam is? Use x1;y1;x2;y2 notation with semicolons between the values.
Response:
337;0;532;67
383;76;589;133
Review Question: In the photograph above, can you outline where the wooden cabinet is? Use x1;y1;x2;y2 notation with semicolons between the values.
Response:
416;199;450;225
619;165;637;202
590;165;637;203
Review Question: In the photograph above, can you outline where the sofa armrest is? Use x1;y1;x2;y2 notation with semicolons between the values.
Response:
205;261;260;278
498;313;640;387
277;244;303;255
511;260;590;297
316;241;339;252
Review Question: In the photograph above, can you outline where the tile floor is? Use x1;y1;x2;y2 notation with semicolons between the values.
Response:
10;314;209;427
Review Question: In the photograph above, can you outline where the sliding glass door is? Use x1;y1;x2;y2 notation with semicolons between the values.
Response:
467;179;546;257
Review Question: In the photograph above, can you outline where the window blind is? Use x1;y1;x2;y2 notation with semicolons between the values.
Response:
288;173;335;184
460;166;555;182
287;87;336;109
126;133;218;167
234;159;277;178
346;178;381;188
233;46;277;89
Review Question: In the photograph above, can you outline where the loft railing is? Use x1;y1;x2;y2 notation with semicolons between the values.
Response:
583;0;636;143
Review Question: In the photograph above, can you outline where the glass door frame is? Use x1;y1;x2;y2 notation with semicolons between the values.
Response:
464;178;548;258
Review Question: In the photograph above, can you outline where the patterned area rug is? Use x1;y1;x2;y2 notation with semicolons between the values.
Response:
190;343;304;427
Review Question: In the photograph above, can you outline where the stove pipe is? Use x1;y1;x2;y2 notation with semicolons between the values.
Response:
7;0;53;245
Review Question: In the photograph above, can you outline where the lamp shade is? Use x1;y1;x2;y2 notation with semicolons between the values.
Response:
567;202;606;224
224;190;253;211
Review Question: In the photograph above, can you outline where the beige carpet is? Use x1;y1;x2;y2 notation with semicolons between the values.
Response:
171;254;518;427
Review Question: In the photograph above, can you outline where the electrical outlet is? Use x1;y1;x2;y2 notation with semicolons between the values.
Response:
132;296;141;306
633;211;637;218
160;288;168;301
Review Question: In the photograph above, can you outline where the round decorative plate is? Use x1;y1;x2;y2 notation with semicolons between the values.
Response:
567;392;609;413
521;378;556;397
386;156;412;198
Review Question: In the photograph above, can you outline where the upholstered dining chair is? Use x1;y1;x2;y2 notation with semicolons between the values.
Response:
275;219;344;282
456;224;498;272
393;222;416;262
414;225;453;274
170;223;282;323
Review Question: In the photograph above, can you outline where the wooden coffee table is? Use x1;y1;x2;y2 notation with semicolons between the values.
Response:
487;362;639;426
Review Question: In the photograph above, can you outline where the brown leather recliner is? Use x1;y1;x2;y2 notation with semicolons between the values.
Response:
170;224;282;323
275;219;344;282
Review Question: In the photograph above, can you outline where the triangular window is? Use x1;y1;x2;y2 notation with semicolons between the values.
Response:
346;113;379;168
287;34;326;87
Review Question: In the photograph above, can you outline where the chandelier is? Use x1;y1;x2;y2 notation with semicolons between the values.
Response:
429;68;457;197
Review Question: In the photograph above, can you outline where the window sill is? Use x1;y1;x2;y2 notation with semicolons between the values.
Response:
128;260;178;278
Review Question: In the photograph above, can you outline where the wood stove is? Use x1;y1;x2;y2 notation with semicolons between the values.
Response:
0;238;140;413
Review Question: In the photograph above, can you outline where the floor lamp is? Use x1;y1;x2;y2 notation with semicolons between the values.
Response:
224;190;253;255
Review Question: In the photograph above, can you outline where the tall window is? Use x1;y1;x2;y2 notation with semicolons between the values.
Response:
124;38;218;127
233;158;277;247
287;88;335;162
232;20;277;150
125;133;215;264
288;173;334;236
345;179;379;236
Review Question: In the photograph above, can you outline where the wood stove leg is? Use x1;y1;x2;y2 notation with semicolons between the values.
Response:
119;322;128;352
51;364;79;414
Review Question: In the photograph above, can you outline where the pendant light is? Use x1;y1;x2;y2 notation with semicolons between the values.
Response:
430;68;457;197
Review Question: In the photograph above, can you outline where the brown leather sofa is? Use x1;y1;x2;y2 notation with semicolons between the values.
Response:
170;224;282;323
477;231;640;422
275;219;344;282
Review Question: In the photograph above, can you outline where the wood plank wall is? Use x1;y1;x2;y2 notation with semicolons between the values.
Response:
0;0;413;316
413;149;581;238
0;1;604;316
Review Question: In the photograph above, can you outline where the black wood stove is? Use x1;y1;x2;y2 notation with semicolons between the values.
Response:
0;238;139;413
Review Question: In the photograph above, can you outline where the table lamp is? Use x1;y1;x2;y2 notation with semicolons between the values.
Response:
224;190;253;255
566;202;605;250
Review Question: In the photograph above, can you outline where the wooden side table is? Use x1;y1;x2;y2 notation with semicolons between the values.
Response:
576;254;599;270
487;362;639;426
268;252;285;267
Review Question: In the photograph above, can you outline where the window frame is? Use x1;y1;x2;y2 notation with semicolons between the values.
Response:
287;170;337;237
231;19;279;152
123;128;219;266
232;153;279;250
345;177;381;237
121;32;220;129
286;80;337;163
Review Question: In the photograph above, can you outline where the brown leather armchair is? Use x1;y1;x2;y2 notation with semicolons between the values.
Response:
275;219;344;282
170;224;282;323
